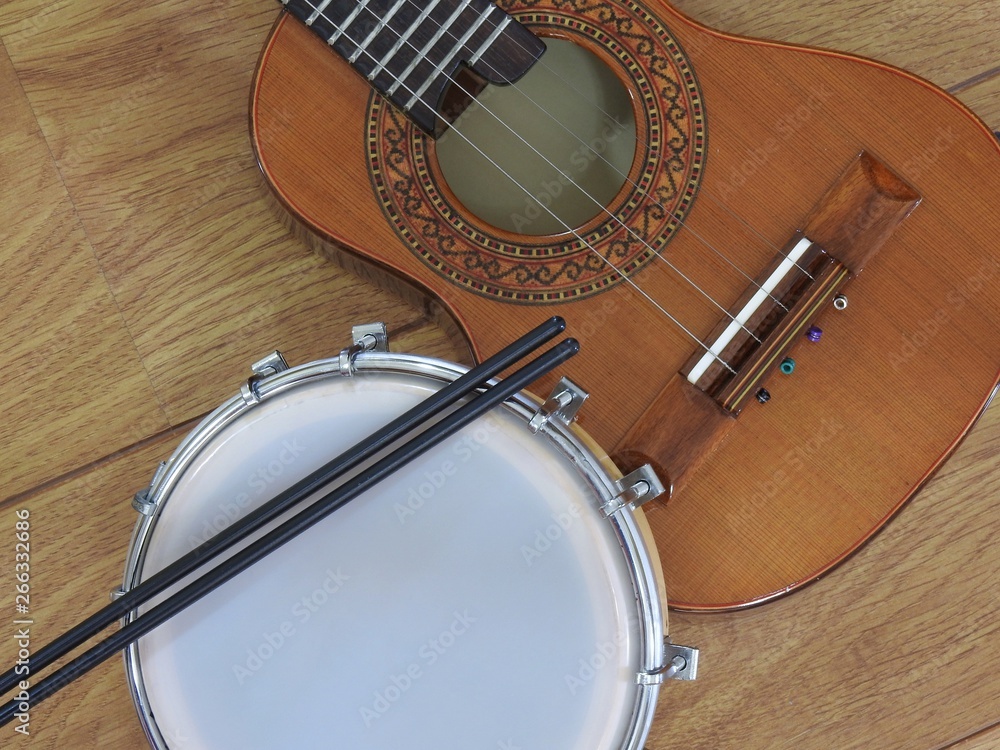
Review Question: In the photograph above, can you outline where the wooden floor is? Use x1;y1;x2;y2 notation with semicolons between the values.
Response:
0;0;998;747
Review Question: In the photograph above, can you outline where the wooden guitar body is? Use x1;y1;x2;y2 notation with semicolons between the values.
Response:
250;0;1000;610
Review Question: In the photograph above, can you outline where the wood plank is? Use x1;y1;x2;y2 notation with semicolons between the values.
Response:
0;0;467;430
956;74;1000;131
0;431;182;747
648;401;1000;749
0;347;996;750
949;723;1000;749
0;38;167;499
0;0;998;747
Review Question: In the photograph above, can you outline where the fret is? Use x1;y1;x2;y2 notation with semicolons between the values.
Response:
305;0;333;26
281;0;545;135
326;0;371;47
468;14;509;67
387;0;471;97
349;0;406;64
367;0;444;82
405;3;495;109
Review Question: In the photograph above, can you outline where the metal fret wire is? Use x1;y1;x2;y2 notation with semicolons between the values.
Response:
328;0;762;344
454;3;816;282
385;0;815;293
295;0;753;370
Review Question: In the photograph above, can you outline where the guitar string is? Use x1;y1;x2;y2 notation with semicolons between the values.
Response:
297;3;770;351
337;2;767;343
359;0;813;293
378;0;809;305
301;1;813;348
433;54;791;314
293;0;738;371
436;5;814;291
455;7;815;281
354;1;783;332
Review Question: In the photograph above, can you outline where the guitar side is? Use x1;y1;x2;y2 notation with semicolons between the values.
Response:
249;0;1000;609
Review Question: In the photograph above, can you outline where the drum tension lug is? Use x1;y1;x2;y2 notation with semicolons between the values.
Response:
601;464;666;517
340;322;389;376
132;461;167;516
637;640;700;684
528;377;588;433
241;351;290;405
251;351;290;378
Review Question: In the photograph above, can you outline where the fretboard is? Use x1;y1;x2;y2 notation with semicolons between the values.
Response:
281;0;545;134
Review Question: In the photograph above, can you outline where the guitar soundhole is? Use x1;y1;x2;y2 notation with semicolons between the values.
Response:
366;0;705;303
434;39;637;237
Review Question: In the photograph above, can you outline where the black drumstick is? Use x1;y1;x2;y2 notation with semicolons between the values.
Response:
0;317;564;698
0;336;578;726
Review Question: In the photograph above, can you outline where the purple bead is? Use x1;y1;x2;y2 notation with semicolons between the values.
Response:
806;325;823;342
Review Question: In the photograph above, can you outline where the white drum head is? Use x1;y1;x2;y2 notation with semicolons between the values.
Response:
123;355;664;749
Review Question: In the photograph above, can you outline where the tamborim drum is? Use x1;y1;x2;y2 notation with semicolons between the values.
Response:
122;345;671;749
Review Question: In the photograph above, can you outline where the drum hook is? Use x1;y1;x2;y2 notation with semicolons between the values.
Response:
339;322;389;376
637;640;700;683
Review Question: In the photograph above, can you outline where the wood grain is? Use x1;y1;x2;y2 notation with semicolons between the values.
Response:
951;724;1000;750
650;400;1000;750
0;433;183;747
0;38;168;499
669;0;1000;92
957;75;1000;131
0;0;465;433
0;0;998;747
251;2;1000;609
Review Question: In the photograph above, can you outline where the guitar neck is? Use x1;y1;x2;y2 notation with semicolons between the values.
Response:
279;0;545;134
